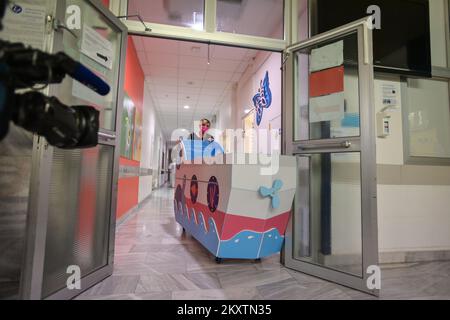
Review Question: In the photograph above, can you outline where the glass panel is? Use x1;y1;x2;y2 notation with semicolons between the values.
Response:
294;33;360;141
297;0;309;42
41;145;114;298
127;0;205;30
216;0;284;39
57;0;122;131
406;78;450;158
0;125;34;299
294;153;363;277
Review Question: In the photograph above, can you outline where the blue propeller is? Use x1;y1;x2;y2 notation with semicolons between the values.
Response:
259;179;283;209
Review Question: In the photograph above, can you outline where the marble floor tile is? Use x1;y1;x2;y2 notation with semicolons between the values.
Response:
113;262;167;276
144;251;204;266
78;275;140;296
338;286;378;300
114;244;134;254
172;288;263;300
256;278;352;300
380;273;450;300
74;187;450;300
219;269;294;289
136;273;221;293
75;292;171;300
285;269;330;285
114;252;147;265
187;259;259;274
382;261;450;279
145;262;189;274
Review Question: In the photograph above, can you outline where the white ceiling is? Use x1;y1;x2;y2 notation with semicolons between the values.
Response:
133;36;259;138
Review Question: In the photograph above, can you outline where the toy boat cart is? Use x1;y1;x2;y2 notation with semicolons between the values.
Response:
173;141;296;262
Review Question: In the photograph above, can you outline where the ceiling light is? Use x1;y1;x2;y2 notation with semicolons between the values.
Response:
184;105;190;109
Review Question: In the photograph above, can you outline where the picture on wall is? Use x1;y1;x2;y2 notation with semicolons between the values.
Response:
133;107;142;162
120;93;135;159
253;71;273;126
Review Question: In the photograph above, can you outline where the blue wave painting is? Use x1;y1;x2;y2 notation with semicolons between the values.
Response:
258;228;285;258
218;231;263;259
174;201;285;259
175;201;220;256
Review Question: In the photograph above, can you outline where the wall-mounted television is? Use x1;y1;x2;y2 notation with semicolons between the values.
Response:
311;0;432;77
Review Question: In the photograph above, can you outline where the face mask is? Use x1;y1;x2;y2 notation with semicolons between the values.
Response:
201;126;209;135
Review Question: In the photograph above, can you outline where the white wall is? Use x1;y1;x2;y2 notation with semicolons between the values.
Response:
376;78;450;254
153;123;167;188
139;82;167;201
215;92;234;136
376;0;450;255
139;85;154;202
229;50;282;154
378;185;450;253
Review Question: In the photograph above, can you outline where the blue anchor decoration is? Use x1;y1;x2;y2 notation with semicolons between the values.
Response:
259;180;283;209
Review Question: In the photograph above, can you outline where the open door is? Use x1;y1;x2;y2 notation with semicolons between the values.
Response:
282;18;379;295
20;0;127;300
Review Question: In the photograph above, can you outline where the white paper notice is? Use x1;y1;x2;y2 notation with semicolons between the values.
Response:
81;26;114;70
381;83;400;106
310;41;344;73
0;3;46;49
309;92;345;123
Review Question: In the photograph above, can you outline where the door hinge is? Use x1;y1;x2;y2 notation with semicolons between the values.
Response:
281;52;290;70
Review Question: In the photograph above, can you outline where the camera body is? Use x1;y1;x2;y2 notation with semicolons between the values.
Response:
0;39;100;149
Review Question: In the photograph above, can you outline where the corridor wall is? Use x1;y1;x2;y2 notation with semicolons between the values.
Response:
117;37;143;220
117;36;168;220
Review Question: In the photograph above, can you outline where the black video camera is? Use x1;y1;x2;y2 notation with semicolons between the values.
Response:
0;39;104;149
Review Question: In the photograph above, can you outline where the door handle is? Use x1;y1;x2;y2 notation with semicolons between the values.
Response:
49;15;78;39
297;141;352;151
98;132;116;141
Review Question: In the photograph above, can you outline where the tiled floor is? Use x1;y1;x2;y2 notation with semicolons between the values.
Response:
75;188;450;300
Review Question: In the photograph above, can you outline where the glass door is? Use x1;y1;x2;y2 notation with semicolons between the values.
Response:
283;18;379;295
20;0;127;300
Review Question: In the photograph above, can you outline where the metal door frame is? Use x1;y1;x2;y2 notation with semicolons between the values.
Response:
282;18;379;296
19;0;127;300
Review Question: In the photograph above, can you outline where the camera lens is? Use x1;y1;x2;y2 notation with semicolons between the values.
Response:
70;105;99;149
12;92;99;149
